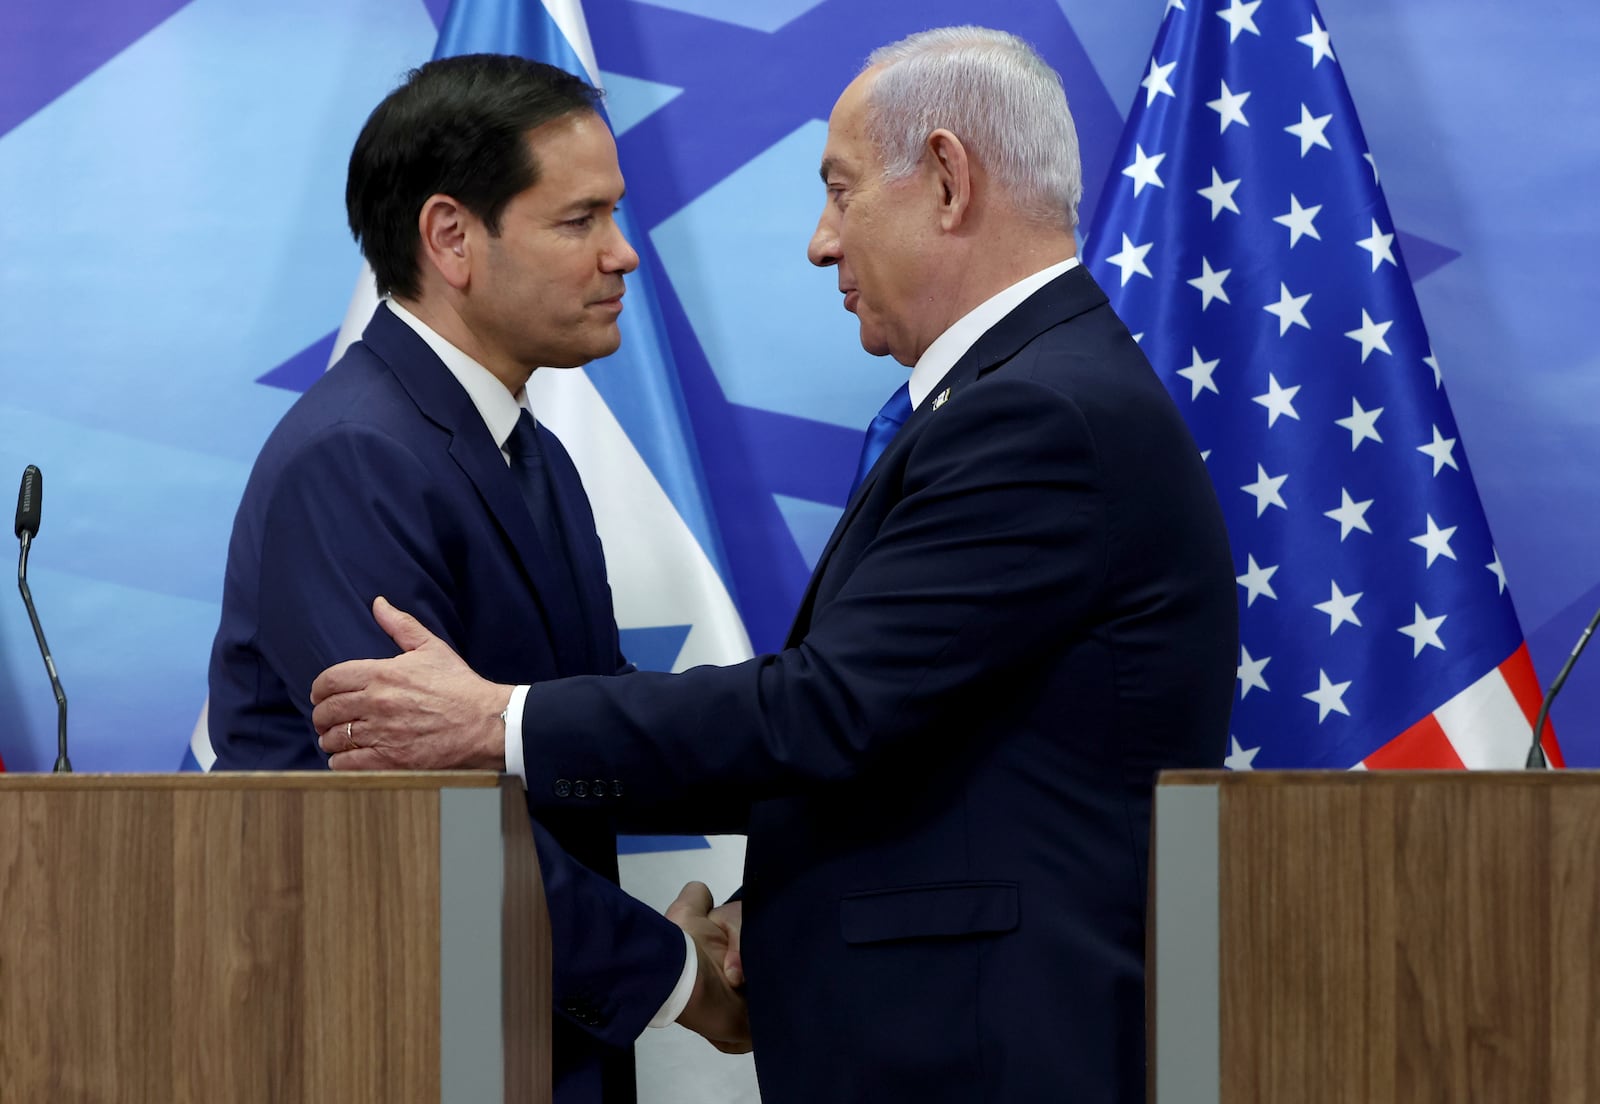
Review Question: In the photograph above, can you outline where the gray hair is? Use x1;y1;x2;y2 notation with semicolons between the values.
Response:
864;26;1082;230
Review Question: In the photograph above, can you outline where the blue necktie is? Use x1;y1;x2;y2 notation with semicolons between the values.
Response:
505;410;572;569
848;381;913;499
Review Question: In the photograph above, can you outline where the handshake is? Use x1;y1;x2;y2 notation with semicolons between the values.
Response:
666;881;751;1054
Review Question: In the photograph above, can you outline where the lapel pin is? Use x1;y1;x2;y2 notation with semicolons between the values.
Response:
930;387;951;411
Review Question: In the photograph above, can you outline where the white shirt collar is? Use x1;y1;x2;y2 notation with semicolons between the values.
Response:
907;256;1081;410
385;299;530;454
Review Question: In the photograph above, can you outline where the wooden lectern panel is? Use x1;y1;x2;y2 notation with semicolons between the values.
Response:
172;785;441;1100
1153;772;1600;1103
0;773;547;1104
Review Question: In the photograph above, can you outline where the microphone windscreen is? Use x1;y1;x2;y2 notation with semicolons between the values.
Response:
14;465;41;539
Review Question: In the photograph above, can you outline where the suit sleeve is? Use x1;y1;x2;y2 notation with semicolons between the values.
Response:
529;818;690;1047
254;423;466;703
254;423;686;1046
519;375;1109;811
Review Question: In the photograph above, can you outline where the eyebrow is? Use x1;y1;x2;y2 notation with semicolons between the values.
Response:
819;158;839;183
562;188;626;214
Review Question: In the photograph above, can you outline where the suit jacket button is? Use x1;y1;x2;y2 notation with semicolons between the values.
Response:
591;779;608;798
553;779;571;798
572;780;589;798
610;779;624;797
564;1000;603;1026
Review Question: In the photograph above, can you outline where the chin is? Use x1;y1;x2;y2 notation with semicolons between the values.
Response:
857;332;892;358
853;313;895;359
547;331;622;369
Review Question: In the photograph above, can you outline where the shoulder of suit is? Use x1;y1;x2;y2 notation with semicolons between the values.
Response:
917;370;1090;439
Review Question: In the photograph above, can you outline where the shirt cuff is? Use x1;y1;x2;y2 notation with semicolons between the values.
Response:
504;684;531;787
648;928;699;1029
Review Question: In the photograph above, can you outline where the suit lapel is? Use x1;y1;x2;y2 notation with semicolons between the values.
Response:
360;305;588;674
786;265;1110;643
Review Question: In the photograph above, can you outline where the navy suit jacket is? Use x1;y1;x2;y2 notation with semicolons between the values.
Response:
208;304;684;1104
518;266;1238;1102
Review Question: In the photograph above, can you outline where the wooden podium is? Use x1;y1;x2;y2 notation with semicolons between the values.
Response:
1150;771;1600;1103
0;772;549;1103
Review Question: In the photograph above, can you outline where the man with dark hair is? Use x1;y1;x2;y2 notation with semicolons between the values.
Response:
207;54;746;1103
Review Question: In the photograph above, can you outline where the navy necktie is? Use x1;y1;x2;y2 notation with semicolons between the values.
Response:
848;381;913;498
505;410;572;568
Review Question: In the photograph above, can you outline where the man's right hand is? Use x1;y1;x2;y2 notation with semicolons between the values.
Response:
710;897;743;987
311;597;509;771
666;882;752;1054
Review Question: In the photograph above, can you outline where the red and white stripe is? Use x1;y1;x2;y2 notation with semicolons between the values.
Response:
1359;644;1563;769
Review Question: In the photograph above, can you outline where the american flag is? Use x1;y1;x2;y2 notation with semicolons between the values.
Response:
1084;0;1561;769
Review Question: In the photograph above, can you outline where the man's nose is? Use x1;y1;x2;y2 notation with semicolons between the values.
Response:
808;214;839;268
603;220;640;274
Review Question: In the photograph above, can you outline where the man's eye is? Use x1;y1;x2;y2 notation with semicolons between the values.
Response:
566;215;595;229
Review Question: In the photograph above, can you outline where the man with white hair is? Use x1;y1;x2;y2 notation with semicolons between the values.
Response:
311;27;1237;1100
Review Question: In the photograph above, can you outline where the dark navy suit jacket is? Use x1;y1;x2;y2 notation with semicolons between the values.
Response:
208;303;684;1104
517;266;1238;1102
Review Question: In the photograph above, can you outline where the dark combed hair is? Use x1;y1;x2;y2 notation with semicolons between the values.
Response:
346;53;603;299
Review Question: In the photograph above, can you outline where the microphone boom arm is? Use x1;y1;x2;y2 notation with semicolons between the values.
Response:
17;531;70;772
1525;602;1600;769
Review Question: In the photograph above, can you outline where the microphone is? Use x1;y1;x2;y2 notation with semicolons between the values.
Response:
1524;601;1600;769
15;466;70;772
14;465;39;539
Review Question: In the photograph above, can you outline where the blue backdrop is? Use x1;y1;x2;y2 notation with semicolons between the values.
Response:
2;0;1597;768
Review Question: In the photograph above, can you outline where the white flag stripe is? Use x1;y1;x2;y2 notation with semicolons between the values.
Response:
1434;664;1532;769
189;707;216;770
330;267;382;367
526;365;752;668
542;0;602;85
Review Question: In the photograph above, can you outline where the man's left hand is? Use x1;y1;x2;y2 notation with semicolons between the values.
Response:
311;596;512;771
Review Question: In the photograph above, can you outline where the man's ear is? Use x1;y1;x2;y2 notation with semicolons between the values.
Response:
417;194;473;291
926;129;973;231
